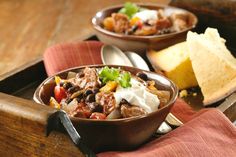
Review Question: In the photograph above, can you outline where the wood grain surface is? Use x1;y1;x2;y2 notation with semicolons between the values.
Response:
0;0;169;79
0;92;85;157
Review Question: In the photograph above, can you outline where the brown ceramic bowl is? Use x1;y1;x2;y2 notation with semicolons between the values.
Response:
91;3;198;54
33;65;178;153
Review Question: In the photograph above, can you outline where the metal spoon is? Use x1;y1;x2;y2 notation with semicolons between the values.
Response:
101;45;133;67
125;51;150;71
101;45;150;71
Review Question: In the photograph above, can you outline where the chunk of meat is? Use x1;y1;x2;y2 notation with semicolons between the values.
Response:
120;104;147;118
69;102;92;118
87;102;103;113
170;13;188;31
75;67;100;89
103;17;114;31
156;18;172;30
96;92;116;115
146;80;170;108
134;25;157;36
90;112;106;120
112;13;130;33
151;90;170;108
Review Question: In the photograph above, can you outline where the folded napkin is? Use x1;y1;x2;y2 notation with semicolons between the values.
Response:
44;41;103;76
98;109;236;157
43;41;236;157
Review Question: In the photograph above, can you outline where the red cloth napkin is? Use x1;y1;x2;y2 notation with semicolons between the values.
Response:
170;98;196;123
43;41;236;157
44;41;103;76
98;109;236;157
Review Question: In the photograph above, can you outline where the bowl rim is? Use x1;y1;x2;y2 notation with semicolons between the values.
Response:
91;3;198;40
33;64;178;123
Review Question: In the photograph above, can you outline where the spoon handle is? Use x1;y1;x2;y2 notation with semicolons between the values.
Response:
166;113;183;127
125;51;150;71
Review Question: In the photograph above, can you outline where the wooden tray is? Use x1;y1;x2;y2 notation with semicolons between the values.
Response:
0;59;87;156
0;35;235;156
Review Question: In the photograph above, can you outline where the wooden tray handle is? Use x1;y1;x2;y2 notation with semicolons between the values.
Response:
0;92;86;156
0;92;57;136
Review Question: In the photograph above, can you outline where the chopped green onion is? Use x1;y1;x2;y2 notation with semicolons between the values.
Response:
99;66;131;88
118;2;140;18
119;71;131;88
99;66;120;84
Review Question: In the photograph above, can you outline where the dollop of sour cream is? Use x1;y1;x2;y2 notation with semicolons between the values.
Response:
114;78;160;113
133;10;158;22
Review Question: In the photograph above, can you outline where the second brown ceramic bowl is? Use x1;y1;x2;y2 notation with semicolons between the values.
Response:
33;65;178;153
91;3;198;54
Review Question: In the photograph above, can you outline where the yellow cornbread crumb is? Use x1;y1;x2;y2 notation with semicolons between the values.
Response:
192;92;197;97
179;90;188;98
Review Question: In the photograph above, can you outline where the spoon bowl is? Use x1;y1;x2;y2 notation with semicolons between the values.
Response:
101;45;133;66
101;45;150;71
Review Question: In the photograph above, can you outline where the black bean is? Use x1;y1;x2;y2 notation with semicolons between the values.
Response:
68;86;80;94
93;103;103;113
84;89;93;97
136;72;148;81
65;98;73;104
92;88;99;94
86;94;96;103
63;82;73;90
131;25;138;32
144;21;151;26
76;97;82;103
71;90;84;99
99;78;105;85
78;93;84;99
188;87;200;94
59;82;64;87
120;99;129;105
87;102;103;113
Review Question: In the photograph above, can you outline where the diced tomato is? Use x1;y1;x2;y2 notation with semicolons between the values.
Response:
54;85;67;103
81;106;92;118
136;21;143;29
90;112;106;120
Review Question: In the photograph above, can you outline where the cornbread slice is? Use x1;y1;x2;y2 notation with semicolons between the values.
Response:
147;42;198;89
187;28;236;105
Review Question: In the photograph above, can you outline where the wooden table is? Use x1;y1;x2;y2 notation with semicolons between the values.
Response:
0;0;169;79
